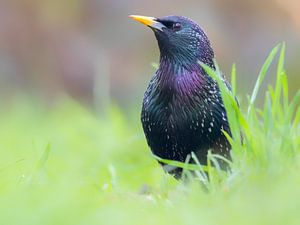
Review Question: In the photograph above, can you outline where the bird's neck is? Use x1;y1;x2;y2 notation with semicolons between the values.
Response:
158;54;201;76
156;57;206;96
159;50;215;72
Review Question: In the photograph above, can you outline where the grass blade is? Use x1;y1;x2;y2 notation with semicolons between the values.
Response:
36;143;51;170
248;44;280;115
272;42;286;115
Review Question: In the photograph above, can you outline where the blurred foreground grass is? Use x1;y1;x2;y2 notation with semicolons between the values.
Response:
0;44;300;225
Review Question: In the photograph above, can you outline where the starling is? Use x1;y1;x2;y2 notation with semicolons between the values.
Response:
130;15;232;177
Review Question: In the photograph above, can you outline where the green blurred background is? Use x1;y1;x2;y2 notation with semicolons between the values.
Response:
1;0;299;108
0;2;300;224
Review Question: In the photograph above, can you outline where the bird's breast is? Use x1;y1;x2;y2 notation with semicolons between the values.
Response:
141;68;229;162
142;81;209;160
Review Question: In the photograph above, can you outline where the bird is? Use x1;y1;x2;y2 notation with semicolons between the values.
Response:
130;15;232;178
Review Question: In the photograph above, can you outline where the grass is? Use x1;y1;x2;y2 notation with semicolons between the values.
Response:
0;43;299;225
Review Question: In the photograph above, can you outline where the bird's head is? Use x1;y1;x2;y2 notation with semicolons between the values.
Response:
130;15;215;70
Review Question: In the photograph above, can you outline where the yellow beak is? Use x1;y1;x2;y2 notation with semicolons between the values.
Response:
129;15;165;31
129;15;156;26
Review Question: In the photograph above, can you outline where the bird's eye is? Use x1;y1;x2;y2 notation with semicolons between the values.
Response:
172;22;181;31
